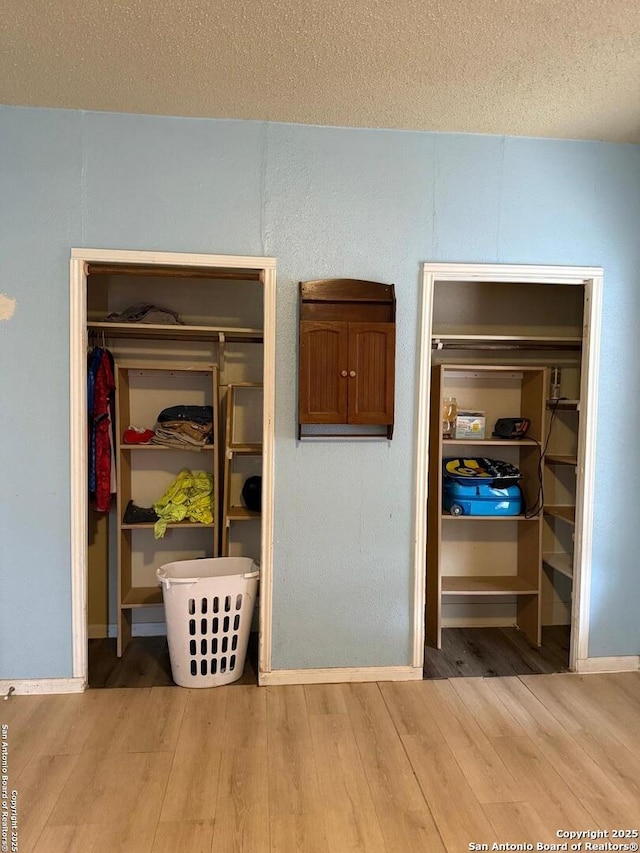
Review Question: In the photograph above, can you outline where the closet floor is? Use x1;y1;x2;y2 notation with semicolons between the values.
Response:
88;633;259;689
423;625;570;679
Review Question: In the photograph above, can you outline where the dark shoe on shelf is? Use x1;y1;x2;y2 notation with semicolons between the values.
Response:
123;500;159;524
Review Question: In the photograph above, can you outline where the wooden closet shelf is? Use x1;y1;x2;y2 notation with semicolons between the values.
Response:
442;575;539;595
227;443;263;455
226;506;261;521
121;521;216;530
119;444;215;451
545;454;577;466
88;321;263;343
544;505;576;526
547;399;580;410
121;587;164;608
442;513;538;521
443;438;539;446
543;552;574;580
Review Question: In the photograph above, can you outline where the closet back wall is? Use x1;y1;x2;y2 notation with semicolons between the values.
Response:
1;106;639;679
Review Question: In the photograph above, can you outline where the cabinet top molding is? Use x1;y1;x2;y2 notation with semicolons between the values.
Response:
300;279;395;305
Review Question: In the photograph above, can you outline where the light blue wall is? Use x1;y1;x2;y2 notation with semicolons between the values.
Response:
1;106;639;678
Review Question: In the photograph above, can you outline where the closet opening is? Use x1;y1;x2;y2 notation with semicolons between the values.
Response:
70;250;276;689
413;264;603;678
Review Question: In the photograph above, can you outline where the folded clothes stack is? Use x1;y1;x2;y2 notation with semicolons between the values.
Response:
151;405;214;451
123;426;156;445
103;303;183;325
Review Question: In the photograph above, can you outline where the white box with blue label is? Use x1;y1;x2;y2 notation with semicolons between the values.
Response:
454;411;486;439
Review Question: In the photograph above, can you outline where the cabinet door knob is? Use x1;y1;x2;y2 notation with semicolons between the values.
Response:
340;369;348;377
349;370;356;378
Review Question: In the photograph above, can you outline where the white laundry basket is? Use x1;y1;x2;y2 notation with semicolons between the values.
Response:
157;557;259;688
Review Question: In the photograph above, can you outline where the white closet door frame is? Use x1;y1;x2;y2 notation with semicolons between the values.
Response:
413;263;603;672
70;248;276;686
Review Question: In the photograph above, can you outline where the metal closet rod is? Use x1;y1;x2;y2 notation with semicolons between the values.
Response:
432;341;582;351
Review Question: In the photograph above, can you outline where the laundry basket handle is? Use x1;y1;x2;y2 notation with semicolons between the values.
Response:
156;568;199;589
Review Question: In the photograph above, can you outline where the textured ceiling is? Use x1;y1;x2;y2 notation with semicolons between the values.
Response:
2;0;640;143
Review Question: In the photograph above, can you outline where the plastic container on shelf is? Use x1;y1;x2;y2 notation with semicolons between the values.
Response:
443;479;522;516
157;557;259;688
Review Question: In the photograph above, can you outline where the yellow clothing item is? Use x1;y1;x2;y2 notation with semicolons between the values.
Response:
153;469;214;538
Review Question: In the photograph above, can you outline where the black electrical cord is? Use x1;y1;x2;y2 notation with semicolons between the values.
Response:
524;398;563;518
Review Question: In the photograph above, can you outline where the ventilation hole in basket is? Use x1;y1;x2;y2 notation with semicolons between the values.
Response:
232;634;238;651
235;593;243;610
220;656;227;673
213;596;219;613
190;640;196;656
201;618;208;635
201;639;207;655
233;614;240;631
201;659;208;676
212;617;218;634
201;598;208;614
211;658;217;674
211;637;217;655
230;654;236;670
223;616;230;633
188;598;195;615
190;660;197;676
189;619;196;636
224;595;231;612
222;636;228;653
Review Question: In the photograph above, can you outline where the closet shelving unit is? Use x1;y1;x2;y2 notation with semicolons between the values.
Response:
542;399;580;584
221;383;263;556
427;363;547;649
114;361;220;657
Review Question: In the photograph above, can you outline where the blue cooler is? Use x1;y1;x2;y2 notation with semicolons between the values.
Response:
443;479;522;516
442;457;523;517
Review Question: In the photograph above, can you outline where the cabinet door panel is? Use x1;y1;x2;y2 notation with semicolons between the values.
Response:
347;322;395;424
299;321;349;423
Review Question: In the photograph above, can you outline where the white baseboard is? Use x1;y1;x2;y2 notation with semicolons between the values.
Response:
0;678;86;696
574;656;639;673
88;623;167;640
259;665;423;686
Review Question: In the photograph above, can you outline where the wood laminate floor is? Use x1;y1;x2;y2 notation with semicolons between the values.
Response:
3;671;639;852
424;626;570;679
88;634;259;689
91;626;568;689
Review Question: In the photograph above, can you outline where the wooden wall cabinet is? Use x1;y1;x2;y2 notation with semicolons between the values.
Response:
298;280;396;438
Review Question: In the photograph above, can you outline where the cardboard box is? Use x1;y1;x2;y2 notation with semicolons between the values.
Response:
455;411;486;439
